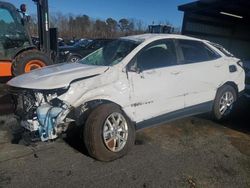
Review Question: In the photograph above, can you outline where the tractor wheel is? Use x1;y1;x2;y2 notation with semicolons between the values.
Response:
12;50;53;76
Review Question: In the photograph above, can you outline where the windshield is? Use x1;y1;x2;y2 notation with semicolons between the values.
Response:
78;39;140;66
0;7;30;60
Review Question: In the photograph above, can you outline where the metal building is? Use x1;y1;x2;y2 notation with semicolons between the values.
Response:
178;0;250;60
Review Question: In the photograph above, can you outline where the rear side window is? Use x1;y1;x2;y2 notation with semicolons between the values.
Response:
178;40;220;64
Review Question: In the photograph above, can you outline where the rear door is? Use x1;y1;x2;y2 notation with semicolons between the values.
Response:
175;39;227;107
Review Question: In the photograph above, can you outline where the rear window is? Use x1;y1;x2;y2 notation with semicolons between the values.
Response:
209;42;234;57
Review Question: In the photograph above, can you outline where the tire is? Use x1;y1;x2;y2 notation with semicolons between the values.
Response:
67;55;81;63
12;50;53;76
212;85;237;121
83;103;135;161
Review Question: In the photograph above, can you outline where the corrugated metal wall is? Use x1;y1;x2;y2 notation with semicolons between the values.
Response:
182;13;250;60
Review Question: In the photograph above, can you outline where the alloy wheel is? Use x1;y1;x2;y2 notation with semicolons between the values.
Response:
103;112;128;152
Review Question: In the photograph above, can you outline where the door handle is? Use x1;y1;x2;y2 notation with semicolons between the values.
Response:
145;70;155;75
214;64;223;68
171;71;181;75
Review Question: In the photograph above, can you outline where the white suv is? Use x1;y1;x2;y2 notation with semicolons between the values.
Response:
7;34;245;161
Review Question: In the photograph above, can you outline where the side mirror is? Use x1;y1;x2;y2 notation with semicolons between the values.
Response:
127;62;142;73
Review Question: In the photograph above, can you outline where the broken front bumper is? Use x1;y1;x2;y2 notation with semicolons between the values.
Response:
10;87;73;141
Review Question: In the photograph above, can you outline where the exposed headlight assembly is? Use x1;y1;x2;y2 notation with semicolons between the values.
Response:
34;87;69;104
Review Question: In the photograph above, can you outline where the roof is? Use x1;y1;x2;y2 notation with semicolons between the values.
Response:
121;34;205;42
0;1;17;10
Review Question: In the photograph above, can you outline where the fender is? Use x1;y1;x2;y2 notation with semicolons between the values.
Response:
0;60;12;77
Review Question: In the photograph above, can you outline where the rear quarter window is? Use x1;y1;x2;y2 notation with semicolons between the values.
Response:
178;40;221;64
209;42;234;57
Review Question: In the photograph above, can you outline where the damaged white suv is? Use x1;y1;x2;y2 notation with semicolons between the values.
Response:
7;34;245;161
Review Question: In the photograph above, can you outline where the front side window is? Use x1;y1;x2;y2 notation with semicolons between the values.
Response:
0;8;14;24
135;39;177;71
178;40;220;64
78;39;140;66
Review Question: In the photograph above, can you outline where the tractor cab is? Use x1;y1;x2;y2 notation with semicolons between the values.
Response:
0;1;56;79
0;2;32;63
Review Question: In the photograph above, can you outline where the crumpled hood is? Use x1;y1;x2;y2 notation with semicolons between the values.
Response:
7;63;108;90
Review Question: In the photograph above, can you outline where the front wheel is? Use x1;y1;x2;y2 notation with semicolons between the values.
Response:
83;103;135;161
212;85;237;121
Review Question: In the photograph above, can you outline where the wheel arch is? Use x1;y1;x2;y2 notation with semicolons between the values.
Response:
212;81;239;121
86;99;122;109
73;99;135;127
221;81;239;97
213;81;239;108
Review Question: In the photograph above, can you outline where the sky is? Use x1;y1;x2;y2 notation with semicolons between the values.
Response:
6;0;194;27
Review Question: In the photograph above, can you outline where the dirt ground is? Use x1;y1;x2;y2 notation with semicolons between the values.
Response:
0;84;250;188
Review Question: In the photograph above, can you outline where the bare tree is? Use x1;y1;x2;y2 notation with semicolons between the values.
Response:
119;18;129;32
28;12;161;39
106;18;118;37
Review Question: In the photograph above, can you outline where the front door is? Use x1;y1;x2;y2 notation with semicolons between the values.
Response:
127;39;185;122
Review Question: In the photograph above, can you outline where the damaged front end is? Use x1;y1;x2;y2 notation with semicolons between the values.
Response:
9;87;73;141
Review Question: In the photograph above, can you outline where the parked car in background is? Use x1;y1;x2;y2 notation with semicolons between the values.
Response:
31;36;40;48
59;38;114;63
58;38;66;47
32;36;66;47
72;39;92;48
7;34;245;161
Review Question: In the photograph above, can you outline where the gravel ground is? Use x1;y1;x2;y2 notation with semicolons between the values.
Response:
0;84;250;188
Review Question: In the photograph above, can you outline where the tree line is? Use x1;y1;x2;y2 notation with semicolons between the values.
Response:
29;12;178;39
29;13;152;39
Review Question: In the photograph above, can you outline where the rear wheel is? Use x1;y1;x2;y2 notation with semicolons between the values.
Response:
83;103;135;161
12;50;53;76
212;85;237;121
